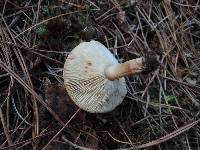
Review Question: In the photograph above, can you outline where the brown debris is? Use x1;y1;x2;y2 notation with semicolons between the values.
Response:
0;0;200;149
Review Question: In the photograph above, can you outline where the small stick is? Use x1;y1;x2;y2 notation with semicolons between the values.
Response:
11;96;32;126
114;118;135;148
42;108;81;150
61;136;91;150
0;106;13;146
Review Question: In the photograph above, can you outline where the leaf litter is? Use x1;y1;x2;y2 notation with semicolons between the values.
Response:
0;0;200;149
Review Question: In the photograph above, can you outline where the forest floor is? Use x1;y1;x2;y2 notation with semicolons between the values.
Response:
0;0;200;149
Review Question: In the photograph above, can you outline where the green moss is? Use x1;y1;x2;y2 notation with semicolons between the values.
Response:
35;25;48;36
41;5;49;15
166;95;176;103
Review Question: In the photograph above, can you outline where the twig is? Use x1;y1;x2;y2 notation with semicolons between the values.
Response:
0;107;13;147
118;119;200;149
61;136;91;150
114;118;135;148
14;9;94;38
0;59;65;126
160;75;200;91
0;111;31;149
0;130;60;150
11;96;31;126
42;108;81;150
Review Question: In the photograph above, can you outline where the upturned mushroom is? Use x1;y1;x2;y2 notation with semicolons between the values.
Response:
63;40;159;113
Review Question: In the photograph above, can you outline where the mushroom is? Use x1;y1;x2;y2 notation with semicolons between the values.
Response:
63;40;159;113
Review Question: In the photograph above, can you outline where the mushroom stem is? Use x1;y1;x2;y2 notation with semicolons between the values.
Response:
105;57;144;80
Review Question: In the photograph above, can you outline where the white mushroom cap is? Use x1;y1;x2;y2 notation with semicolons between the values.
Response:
63;40;159;113
63;40;127;113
